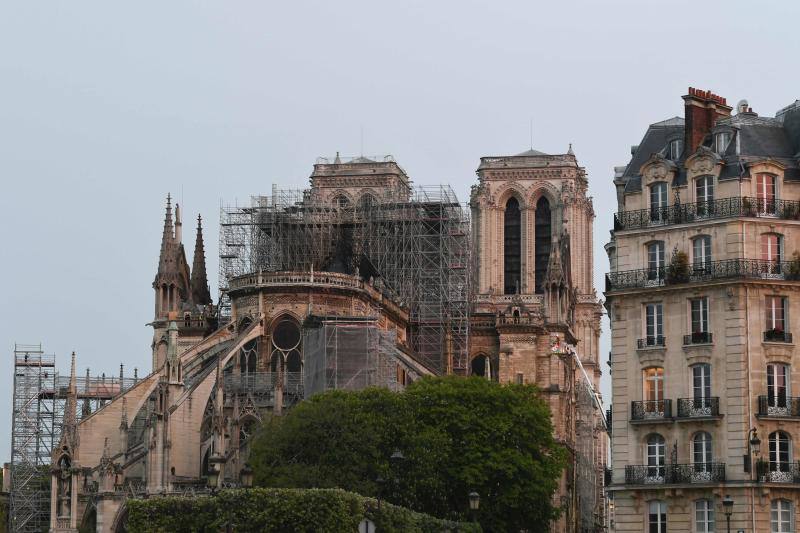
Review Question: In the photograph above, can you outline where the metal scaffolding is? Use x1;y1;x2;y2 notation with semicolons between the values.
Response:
9;345;138;533
219;184;471;374
10;344;57;533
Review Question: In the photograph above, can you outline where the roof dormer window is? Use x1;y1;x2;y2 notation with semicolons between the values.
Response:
715;132;731;154
669;139;683;160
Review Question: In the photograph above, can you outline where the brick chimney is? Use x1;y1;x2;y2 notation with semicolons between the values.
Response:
683;87;733;155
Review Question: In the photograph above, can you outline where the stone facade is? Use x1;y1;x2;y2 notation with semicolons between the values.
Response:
606;89;800;532
470;149;605;532
50;150;606;532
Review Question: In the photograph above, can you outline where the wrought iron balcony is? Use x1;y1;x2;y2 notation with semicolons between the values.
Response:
631;399;672;421
764;329;793;343
757;396;800;418
613;196;800;231
676;397;720;418
756;460;800;483
637;336;665;349
606;259;800;291
684;332;713;345
606;408;612;435
625;463;726;485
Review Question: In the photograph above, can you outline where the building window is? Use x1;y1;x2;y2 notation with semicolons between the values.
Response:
689;296;711;344
332;194;351;209
471;355;492;379
643;367;664;412
715;132;731;154
240;340;258;374
645;303;664;346
646;436;666;482
503;197;522;294
695;176;714;216
692;236;712;273
647;241;665;281
692;364;711;401
767;364;790;409
769;431;792;474
756;173;777;215
534;196;552;294
762;233;784;263
648;499;667;533
692;432;713;475
271;317;302;378
771;499;793;533
669;139;683;160
695;499;715;533
765;296;788;339
649;183;668;222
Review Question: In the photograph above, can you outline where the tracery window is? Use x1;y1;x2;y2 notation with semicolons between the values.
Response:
534;196;551;294
504;197;522;294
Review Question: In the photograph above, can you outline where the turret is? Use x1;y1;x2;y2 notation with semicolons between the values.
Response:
191;214;212;306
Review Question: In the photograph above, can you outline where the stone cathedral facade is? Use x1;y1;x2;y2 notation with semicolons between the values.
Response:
48;149;606;533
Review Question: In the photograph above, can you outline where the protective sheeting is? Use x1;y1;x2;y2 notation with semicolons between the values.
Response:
304;319;400;397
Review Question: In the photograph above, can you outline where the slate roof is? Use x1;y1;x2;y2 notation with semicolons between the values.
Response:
620;103;800;193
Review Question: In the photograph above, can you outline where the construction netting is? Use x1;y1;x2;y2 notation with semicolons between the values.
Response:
303;319;399;397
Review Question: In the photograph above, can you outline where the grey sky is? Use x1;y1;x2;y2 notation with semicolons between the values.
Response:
1;1;798;461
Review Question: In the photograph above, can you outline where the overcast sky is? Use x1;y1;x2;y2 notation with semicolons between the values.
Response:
1;1;798;461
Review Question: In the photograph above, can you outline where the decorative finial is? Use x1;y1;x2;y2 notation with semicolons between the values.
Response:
567;143;574;155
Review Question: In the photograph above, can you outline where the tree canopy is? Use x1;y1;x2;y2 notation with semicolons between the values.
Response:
249;376;565;532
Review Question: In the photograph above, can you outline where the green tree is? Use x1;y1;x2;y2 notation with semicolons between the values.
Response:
249;376;565;532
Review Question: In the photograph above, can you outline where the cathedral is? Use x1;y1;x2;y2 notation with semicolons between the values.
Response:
49;148;605;532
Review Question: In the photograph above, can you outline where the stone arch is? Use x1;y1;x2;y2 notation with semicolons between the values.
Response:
494;185;527;210
330;189;354;208
111;502;129;533
529;183;560;208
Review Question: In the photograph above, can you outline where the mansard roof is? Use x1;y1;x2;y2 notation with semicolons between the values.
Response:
620;102;800;194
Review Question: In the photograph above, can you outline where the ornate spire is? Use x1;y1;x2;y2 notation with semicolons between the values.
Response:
155;194;177;283
61;351;79;450
190;214;212;305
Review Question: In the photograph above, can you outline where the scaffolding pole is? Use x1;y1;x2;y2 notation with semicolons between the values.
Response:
10;344;56;533
218;184;471;374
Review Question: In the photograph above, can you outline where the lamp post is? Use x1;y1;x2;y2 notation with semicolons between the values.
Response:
468;491;480;524
722;495;733;533
240;464;254;489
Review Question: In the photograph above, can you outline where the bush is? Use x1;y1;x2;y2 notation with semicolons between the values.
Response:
126;488;478;533
666;250;690;284
250;377;565;532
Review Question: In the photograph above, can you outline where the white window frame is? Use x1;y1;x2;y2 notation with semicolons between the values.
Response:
645;303;664;344
648;500;667;533
715;132;731;154
692;364;711;401
766;296;788;332
771;499;794;533
695;499;715;533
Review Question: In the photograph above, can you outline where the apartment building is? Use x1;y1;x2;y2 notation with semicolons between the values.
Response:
606;88;800;532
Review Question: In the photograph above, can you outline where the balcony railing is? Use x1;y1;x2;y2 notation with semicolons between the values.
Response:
625;463;726;485
684;332;713;345
764;330;793;343
677;397;720;418
606;259;800;291
757;460;800;483
637;336;666;349
606;408;612;435
757;396;800;418
614;196;800;231
631;399;672;421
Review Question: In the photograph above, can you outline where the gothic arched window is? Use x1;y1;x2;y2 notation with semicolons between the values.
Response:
534;196;552;294
503;197;522;294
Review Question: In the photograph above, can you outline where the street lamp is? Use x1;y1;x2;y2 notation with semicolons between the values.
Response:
744;428;761;475
722;495;734;533
468;491;480;523
240;464;254;489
